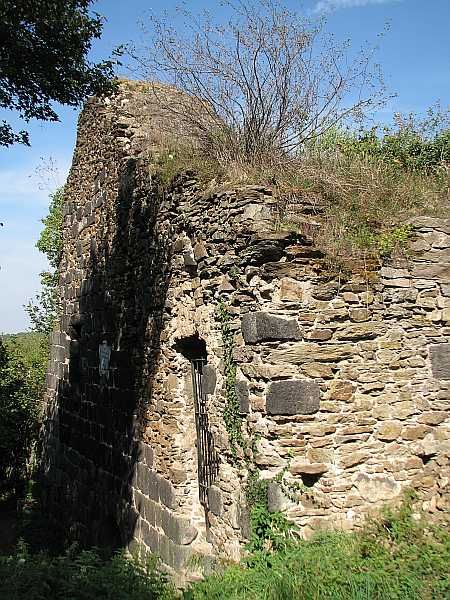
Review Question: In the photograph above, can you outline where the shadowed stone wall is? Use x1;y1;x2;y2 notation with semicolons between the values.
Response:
42;83;450;578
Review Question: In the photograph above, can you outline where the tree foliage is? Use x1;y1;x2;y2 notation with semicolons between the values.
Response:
0;0;115;146
322;106;450;173
0;339;40;501
26;187;64;335
130;0;388;165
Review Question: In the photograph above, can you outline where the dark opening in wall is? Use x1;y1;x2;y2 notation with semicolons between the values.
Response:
301;473;322;488
175;334;218;510
419;453;436;465
174;334;207;361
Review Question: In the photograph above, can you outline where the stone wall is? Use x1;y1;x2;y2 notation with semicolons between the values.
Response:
42;84;450;578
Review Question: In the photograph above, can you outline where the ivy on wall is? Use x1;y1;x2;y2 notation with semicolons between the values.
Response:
216;300;245;460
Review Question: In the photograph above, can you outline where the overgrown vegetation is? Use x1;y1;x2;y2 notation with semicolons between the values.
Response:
0;337;43;504
26;186;64;335
1;0;116;146
154;107;449;266
216;300;245;460
0;546;175;600
245;472;296;555
186;497;450;599
1;495;449;599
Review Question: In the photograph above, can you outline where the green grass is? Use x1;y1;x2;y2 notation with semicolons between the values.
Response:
1;498;449;599
185;500;450;600
0;546;176;600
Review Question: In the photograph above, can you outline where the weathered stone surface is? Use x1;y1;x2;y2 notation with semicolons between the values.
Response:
158;476;178;510
418;411;449;425
335;322;384;340
193;241;208;260
207;485;223;516
307;328;333;341
161;510;198;545
380;267;410;279
312;282;339;300
235;380;249;413
349;308;370;322
266;380;320;415
290;461;328;475
340;451;369;469
268;343;353;364
267;482;290;512
429;343;450;379
279;277;303;301
401;425;430;440
376;421;402;441
202;365;217;394
355;474;400;502
328;380;354;401
241;311;302;344
183;251;196;267
412;263;450;283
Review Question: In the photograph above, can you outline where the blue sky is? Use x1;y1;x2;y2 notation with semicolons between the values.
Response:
0;0;449;333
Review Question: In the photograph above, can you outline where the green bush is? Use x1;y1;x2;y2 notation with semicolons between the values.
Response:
0;340;41;502
186;499;450;599
26;186;64;335
0;546;175;600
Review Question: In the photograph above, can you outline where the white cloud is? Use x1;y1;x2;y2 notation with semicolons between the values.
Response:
0;158;70;206
313;0;401;14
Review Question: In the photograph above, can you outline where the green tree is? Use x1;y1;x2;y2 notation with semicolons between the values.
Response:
0;0;115;146
26;187;64;335
0;339;39;502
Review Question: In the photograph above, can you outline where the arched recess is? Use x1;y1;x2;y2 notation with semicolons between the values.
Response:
174;334;219;508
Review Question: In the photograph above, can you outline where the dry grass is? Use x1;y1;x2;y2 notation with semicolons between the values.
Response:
149;137;449;265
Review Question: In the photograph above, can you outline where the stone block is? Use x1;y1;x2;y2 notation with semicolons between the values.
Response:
279;277;303;301
266;380;320;415
376;421;402;441
147;471;159;502
202;365;217;395
268;343;353;364
356;473;400;502
312;282;339;300
235;380;249;413
430;344;450;380
140;520;160;553
158;475;178;510
335;322;384;341
241;311;301;344
241;240;285;265
418;411;448;425
267;482;289;512
142;496;157;526
207;485;223;516
193;241;208;260
161;509;198;545
183;251;196;267
139;442;154;467
307;328;333;341
136;462;150;493
289;461;328;475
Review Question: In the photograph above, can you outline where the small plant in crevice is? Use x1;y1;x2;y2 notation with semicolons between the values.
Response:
216;300;245;460
377;223;413;257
